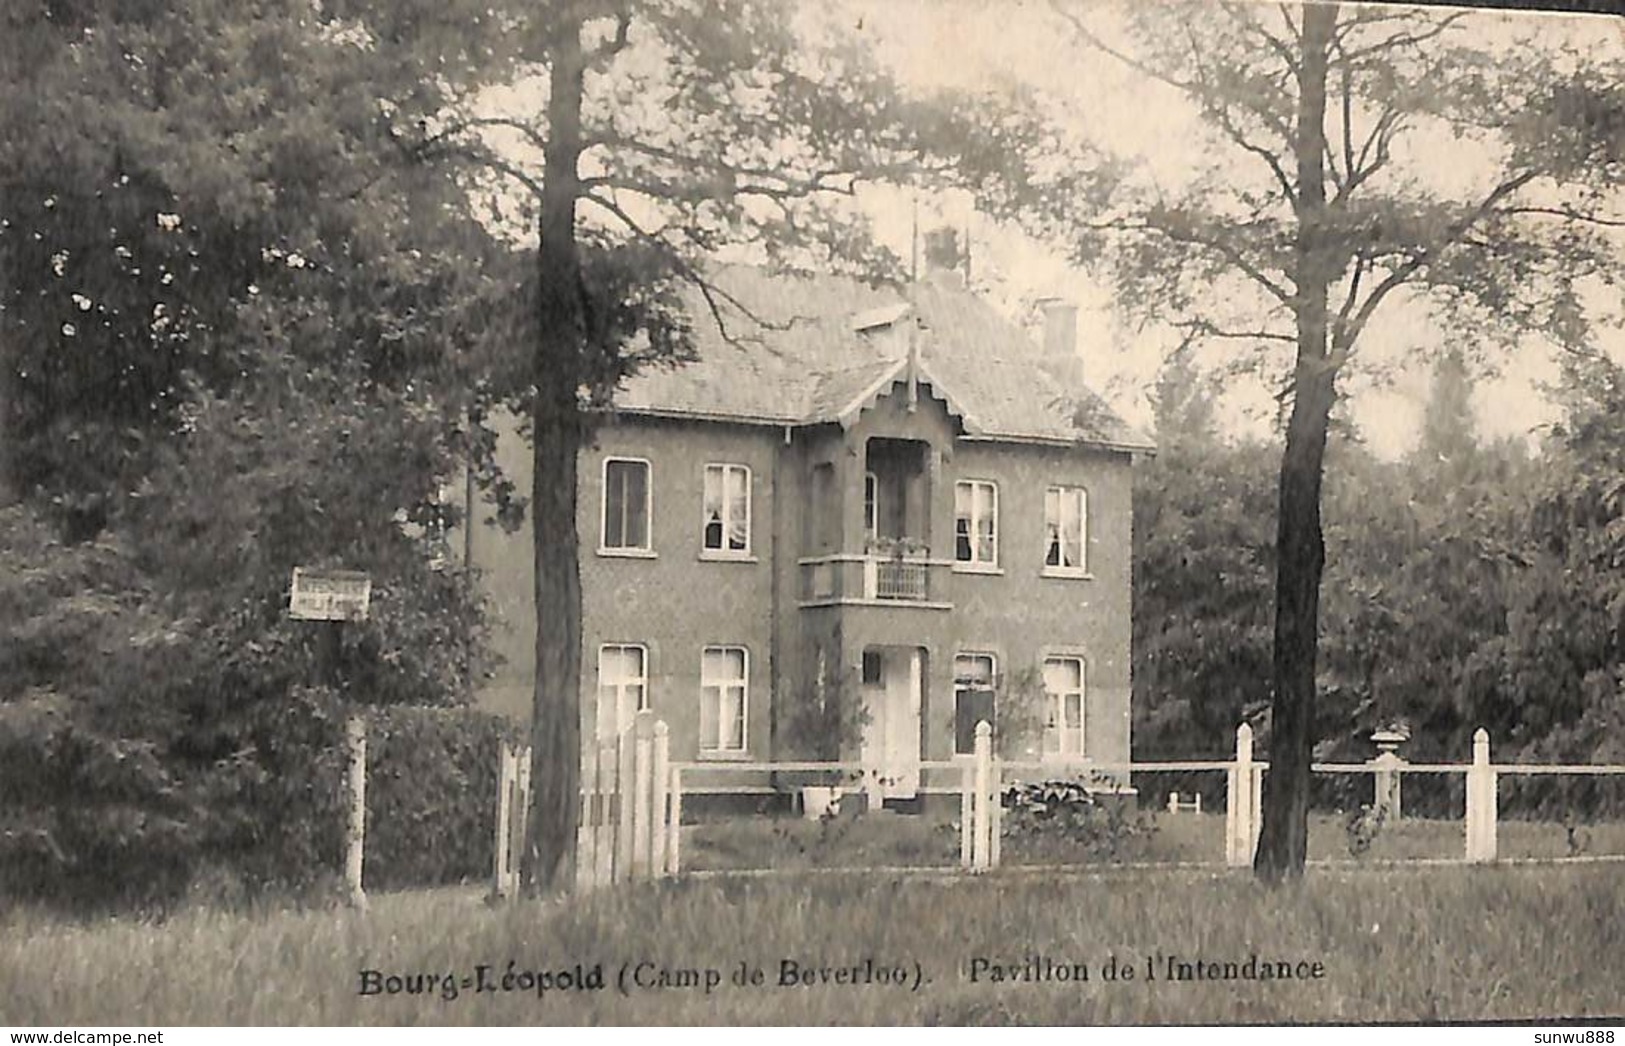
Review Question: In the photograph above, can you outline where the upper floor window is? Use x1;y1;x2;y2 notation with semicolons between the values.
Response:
1042;655;1086;759
955;480;998;567
864;471;879;542
1044;486;1088;575
953;653;997;756
601;458;651;553
700;646;748;754
596;643;648;741
703;463;751;556
810;462;837;553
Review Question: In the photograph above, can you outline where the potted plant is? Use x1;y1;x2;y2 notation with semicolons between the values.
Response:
780;662;871;819
866;535;930;560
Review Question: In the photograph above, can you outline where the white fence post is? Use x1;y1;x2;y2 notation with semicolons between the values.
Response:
972;720;993;872
1250;762;1264;859
1226;723;1254;868
345;715;368;910
596;742;616;888
1466;728;1497;863
495;743;514;899
960;761;974;869
614;727;635;882
631;713;654;878
573;743;592;894
651;720;670;879
667;763;683;875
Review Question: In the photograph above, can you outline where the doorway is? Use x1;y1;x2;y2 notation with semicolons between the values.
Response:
859;645;923;800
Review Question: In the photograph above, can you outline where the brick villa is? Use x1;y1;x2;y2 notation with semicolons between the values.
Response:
465;265;1152;801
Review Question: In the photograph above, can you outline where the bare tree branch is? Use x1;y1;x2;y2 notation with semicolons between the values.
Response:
1176;318;1297;343
1185;21;1299;207
1505;205;1625;228
1341;169;1542;347
578;190;814;348
1049;0;1197;96
585;7;632;70
1336;13;1469;65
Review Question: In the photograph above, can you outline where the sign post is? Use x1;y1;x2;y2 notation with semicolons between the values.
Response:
291;568;373;909
289;568;372;623
290;568;371;688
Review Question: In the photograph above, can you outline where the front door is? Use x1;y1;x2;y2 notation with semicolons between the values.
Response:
860;646;922;800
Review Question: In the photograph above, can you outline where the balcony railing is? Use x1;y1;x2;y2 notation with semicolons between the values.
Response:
866;557;928;601
799;548;944;606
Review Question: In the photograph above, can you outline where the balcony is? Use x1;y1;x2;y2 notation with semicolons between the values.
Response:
800;542;948;608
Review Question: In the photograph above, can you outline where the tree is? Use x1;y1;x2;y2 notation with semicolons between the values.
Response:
1132;355;1277;799
0;0;511;532
361;0;1084;895
1048;0;1625;880
0;0;517;904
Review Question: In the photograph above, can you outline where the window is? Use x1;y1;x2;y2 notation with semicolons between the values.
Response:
601;458;651;553
864;472;878;542
954;480;998;567
702;463;751;555
811;462;837;552
700;646;748;753
954;653;997;756
861;649;884;686
1044;486;1088;574
1042;656;1085;759
596;644;648;741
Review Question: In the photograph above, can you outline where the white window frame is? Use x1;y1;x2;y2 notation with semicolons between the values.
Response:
953;652;998;757
596;643;649;741
701;463;752;558
600;457;654;556
699;645;749;756
1043;485;1089;577
1042;655;1086;760
954;479;999;570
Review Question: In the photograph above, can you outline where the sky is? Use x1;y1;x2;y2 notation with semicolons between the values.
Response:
827;0;1625;457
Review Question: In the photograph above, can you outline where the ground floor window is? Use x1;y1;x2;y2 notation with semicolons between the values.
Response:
954;653;997;755
700;646;748;754
596;644;647;741
1042;655;1085;758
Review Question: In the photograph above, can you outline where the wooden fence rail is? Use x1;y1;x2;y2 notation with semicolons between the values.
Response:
474;718;1625;897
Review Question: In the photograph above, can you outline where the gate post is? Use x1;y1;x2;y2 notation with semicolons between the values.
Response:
345;715;368;910
1226;723;1255;868
1466;728;1497;863
972;720;993;872
495;742;514;899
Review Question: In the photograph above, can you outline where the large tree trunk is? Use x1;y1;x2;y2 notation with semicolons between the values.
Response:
1254;2;1338;884
524;12;588;897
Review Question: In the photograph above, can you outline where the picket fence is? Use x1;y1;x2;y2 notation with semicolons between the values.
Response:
337;713;1625;907
492;710;678;897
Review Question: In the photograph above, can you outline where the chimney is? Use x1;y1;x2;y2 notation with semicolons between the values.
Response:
921;226;966;288
1038;298;1082;386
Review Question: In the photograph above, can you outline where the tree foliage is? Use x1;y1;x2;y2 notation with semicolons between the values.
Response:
1133;350;1625;820
1043;0;1625;880
0;0;509;907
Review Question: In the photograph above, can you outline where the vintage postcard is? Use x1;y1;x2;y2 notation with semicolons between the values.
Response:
1;0;1622;1032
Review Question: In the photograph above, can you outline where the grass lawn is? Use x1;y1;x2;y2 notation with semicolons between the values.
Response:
681;808;1625;871
3;863;1622;1025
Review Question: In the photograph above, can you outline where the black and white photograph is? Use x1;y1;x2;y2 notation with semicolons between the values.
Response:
2;0;1623;1029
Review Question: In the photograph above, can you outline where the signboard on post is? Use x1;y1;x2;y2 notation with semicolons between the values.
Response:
289;568;372;622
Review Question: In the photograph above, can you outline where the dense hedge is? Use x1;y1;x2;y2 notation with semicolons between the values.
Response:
362;706;527;891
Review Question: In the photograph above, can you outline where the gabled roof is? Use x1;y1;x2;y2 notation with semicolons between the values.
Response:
610;266;1154;452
